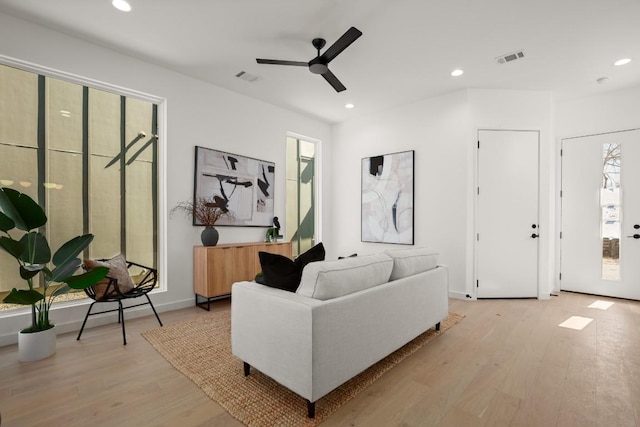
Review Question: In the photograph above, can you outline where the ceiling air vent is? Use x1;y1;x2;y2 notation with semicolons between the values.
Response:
235;71;261;83
495;50;525;64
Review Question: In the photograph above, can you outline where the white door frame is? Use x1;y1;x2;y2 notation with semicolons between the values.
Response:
474;129;542;299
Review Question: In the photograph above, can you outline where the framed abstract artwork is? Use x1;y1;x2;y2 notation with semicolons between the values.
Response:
361;150;414;244
194;146;275;227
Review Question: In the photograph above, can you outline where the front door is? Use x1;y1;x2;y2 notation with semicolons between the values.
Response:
561;129;640;300
476;130;540;298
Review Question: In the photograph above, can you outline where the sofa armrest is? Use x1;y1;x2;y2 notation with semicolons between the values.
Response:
231;281;322;400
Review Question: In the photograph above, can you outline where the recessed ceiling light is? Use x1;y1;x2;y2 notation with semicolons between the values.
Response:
112;0;132;12
345;103;354;109
614;58;631;66
451;69;464;77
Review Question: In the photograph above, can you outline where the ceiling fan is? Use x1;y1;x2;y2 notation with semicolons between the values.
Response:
256;26;363;92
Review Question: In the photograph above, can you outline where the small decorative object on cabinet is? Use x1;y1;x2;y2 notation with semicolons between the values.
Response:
171;195;228;246
193;241;292;310
265;227;278;242
201;226;219;246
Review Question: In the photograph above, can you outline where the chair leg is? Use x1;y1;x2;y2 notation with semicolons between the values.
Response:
119;300;127;345
145;294;163;327
76;302;96;341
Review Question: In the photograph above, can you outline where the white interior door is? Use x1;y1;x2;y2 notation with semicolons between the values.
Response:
476;130;539;298
561;129;640;300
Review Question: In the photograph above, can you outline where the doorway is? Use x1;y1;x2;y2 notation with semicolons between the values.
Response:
476;130;540;298
286;135;317;257
560;129;640;300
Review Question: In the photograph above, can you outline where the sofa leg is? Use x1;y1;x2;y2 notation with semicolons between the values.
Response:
307;400;315;418
243;362;251;376
435;322;441;331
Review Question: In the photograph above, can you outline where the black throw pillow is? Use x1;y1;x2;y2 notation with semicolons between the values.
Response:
295;242;326;268
259;242;325;292
258;252;300;291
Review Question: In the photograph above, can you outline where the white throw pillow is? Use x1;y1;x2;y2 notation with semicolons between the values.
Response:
384;247;439;281
296;253;393;300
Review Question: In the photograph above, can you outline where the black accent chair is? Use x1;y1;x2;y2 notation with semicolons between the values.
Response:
77;260;163;345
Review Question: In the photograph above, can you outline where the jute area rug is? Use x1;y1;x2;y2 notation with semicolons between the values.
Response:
142;310;464;427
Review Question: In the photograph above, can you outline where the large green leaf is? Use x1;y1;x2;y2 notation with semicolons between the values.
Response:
49;258;81;283
0;188;46;231
51;284;71;298
0;211;15;232
63;266;109;290
52;234;94;267
0;236;24;259
20;232;50;264
2;288;44;305
20;265;42;280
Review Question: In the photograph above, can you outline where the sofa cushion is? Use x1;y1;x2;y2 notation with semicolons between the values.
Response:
259;242;325;292
384;247;439;281
297;253;393;300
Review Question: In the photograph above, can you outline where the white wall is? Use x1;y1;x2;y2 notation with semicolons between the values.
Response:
331;90;471;297
0;12;332;345
555;85;640;138
331;89;556;299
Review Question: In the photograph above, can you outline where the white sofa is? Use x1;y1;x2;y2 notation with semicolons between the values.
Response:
231;248;448;418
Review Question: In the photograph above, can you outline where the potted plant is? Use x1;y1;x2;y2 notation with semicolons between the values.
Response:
171;195;229;246
0;187;108;362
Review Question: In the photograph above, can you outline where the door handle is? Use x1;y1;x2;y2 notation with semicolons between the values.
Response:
531;233;539;239
627;234;640;239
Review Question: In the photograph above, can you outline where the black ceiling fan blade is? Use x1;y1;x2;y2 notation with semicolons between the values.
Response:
321;70;346;92
320;27;363;64
256;59;308;66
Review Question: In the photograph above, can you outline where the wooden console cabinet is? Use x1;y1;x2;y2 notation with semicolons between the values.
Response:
193;241;292;310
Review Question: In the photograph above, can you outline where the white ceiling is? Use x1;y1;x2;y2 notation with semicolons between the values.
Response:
1;0;639;124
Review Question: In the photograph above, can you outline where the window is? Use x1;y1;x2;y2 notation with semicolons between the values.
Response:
286;135;317;257
601;143;621;280
0;61;160;311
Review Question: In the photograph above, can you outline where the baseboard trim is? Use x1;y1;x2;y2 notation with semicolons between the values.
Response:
449;290;470;300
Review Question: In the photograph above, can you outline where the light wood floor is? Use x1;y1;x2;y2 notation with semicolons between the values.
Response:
1;292;639;426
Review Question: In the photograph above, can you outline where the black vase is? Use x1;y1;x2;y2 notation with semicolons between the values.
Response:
201;226;219;246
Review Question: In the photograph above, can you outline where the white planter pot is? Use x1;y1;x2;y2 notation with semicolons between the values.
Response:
18;326;56;362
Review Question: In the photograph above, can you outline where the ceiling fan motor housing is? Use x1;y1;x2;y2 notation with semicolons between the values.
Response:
309;58;329;74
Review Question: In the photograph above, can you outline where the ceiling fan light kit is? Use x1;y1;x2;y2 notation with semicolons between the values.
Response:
256;26;363;92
